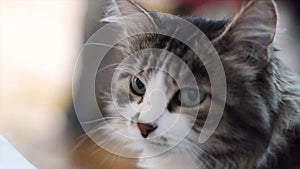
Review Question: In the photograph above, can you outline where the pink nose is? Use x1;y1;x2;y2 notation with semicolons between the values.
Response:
137;123;157;138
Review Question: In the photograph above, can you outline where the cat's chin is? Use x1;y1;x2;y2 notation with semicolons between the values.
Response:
136;146;198;169
123;137;172;158
127;138;166;149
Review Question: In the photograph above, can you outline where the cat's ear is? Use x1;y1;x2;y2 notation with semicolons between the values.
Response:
102;0;147;22
101;0;156;37
213;0;278;65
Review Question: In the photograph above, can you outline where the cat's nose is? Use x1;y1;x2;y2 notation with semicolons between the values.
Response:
137;123;157;138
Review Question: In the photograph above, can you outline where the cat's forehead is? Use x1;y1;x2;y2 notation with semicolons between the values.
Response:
116;44;208;89
136;36;207;77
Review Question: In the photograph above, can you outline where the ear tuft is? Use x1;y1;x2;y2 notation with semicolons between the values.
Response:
101;0;152;23
213;0;278;64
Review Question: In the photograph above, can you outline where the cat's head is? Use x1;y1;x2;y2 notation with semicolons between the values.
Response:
95;0;279;164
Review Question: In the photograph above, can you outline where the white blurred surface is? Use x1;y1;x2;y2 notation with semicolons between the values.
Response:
0;135;36;169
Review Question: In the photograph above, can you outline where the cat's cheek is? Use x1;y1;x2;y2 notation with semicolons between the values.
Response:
158;113;190;132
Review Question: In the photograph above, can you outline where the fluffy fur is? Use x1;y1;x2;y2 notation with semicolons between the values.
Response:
89;0;300;168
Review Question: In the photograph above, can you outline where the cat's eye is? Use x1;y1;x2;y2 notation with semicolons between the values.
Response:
130;76;146;96
178;88;206;107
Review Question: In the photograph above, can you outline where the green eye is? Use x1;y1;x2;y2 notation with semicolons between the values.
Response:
178;88;206;107
130;76;146;95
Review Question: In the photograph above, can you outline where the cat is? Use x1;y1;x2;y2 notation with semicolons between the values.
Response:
79;0;300;168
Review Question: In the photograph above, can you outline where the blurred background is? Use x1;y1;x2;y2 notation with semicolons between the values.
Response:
1;0;299;168
1;1;85;168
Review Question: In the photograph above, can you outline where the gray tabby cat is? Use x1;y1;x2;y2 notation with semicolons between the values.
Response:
93;0;300;168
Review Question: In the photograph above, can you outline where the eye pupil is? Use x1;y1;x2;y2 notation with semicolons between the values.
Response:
187;90;198;101
130;76;146;95
136;78;144;89
177;88;206;107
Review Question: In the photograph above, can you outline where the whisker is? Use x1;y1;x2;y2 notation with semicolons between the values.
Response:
110;139;127;164
98;63;120;72
184;138;226;168
117;140;128;159
71;135;89;152
85;124;125;136
97;62;133;73
80;117;123;125
83;42;122;49
91;134;119;155
182;147;206;168
94;139;118;169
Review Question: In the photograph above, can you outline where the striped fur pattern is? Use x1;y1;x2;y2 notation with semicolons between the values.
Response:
94;0;300;168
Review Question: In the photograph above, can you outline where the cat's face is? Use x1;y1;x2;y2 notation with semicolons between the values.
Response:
105;45;211;154
94;0;279;166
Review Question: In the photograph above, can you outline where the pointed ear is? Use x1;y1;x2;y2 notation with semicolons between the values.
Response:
213;0;278;65
101;0;156;39
102;0;153;23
